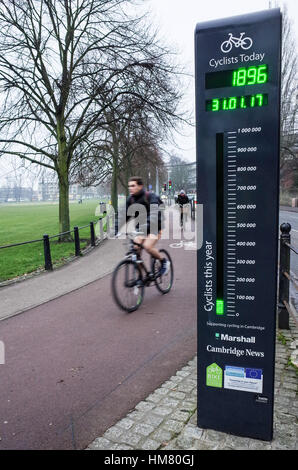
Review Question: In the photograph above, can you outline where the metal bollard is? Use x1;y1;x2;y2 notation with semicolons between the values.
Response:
99;217;103;239
43;234;53;271
278;223;291;329
114;211;119;236
74;226;81;256
105;212;109;236
90;221;96;247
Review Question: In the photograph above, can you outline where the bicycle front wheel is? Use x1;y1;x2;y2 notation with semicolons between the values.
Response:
111;260;144;312
241;37;253;50
152;249;174;294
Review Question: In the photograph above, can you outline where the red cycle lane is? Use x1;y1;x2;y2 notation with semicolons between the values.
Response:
0;238;196;449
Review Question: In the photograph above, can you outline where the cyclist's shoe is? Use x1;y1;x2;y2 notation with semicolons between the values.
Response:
135;280;144;287
160;259;171;276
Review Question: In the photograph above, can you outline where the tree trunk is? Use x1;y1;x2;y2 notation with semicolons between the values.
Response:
111;130;119;214
57;117;72;241
124;155;132;197
58;168;71;241
111;154;118;214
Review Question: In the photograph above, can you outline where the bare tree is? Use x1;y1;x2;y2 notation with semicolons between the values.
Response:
0;0;185;238
71;59;186;211
270;2;298;189
280;6;298;187
71;108;168;209
24;164;43;201
118;137;167;194
168;154;193;193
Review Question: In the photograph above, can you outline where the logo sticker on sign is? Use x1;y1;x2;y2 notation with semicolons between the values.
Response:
206;363;223;388
224;366;263;393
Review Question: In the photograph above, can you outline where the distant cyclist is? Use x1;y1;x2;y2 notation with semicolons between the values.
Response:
177;190;189;226
126;177;170;276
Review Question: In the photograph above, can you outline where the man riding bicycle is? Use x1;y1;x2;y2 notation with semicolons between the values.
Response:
176;190;189;226
126;177;170;276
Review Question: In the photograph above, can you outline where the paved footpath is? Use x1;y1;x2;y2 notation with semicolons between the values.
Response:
88;316;298;451
0;236;125;321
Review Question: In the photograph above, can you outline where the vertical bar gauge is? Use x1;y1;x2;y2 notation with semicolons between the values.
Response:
216;134;224;315
217;131;238;318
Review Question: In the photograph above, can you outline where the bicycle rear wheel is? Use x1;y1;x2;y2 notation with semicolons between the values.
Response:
152;249;174;294
221;40;232;53
111;260;144;312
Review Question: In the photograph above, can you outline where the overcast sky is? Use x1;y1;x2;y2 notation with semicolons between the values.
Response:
146;0;298;163
0;0;297;185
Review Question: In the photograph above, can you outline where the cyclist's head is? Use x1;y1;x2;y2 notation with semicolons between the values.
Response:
128;177;143;195
180;190;185;195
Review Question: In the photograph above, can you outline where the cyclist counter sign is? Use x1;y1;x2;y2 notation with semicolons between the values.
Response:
195;9;281;441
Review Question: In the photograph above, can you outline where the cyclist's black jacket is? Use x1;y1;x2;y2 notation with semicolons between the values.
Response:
126;189;164;235
177;194;189;205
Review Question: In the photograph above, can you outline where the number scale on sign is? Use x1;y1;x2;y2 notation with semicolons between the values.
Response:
226;132;237;316
223;128;262;319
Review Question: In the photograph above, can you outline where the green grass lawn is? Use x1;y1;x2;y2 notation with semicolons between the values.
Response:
0;200;106;282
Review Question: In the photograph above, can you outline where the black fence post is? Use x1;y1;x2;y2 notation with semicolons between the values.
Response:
104;211;108;237
114;211;119;236
43;234;53;271
99;217;103;239
74;226;81;256
90;222;96;247
278;223;291;330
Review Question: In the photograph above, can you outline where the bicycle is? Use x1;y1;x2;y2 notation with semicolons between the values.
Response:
111;232;174;313
221;32;253;53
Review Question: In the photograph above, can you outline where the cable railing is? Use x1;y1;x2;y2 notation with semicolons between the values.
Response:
278;223;298;329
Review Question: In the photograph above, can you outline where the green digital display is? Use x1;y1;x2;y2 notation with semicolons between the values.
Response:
216;300;224;316
206;93;268;112
205;65;268;89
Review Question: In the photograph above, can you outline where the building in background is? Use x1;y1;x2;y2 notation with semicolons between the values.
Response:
37;180;103;201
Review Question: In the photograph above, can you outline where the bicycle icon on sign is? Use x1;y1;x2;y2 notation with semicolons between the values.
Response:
221;32;253;53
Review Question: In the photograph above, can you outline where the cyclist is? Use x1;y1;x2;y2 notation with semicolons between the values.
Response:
126;176;170;276
177;190;189;226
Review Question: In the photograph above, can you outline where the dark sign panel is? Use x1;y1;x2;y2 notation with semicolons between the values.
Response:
195;9;281;441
